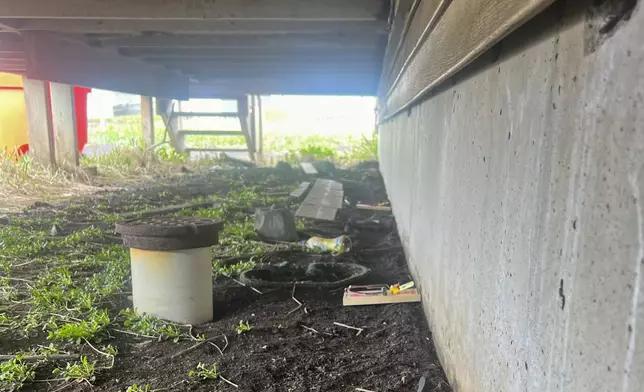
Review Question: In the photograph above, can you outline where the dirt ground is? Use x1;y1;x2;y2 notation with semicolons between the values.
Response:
0;165;451;392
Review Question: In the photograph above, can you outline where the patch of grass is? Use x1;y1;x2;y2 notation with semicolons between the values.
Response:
0;226;52;258
213;259;256;279
235;320;252;334
0;154;100;212
0;355;37;391
120;309;182;342
188;362;219;380
126;384;152;392
52;356;96;384
47;309;110;344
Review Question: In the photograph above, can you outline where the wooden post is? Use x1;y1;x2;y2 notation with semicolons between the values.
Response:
249;95;257;153
237;96;255;163
141;95;154;147
22;77;55;166
256;95;264;164
50;82;79;167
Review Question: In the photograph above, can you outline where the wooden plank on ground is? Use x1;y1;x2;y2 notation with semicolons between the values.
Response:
300;162;318;175
295;179;344;220
295;204;339;221
290;182;311;200
382;0;554;119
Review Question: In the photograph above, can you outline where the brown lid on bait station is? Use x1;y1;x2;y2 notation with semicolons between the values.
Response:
115;216;223;251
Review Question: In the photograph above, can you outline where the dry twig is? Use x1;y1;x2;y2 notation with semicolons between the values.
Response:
224;274;263;295
171;335;226;359
219;375;239;388
333;322;365;336
287;283;303;315
300;325;320;334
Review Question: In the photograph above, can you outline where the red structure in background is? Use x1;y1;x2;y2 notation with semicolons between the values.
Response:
14;86;91;157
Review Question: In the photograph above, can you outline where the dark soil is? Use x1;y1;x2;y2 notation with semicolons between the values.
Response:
3;166;451;392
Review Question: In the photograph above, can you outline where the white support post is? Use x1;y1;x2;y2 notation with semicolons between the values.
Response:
22;77;55;166
257;95;264;164
50;82;79;167
141;96;154;147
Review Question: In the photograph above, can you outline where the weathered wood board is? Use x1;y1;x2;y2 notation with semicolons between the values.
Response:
381;0;554;119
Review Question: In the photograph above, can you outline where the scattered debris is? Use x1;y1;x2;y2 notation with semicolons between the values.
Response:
0;164;450;392
275;161;292;171
254;206;298;242
223;273;263;295
300;325;321;335
302;235;352;254
50;223;62;236
290;181;311;200
417;376;429;392
311;160;337;175
220;153;257;168
333;322;364;336
296;178;344;220
171;335;227;359
300;162;318;174
343;282;421;306
356;203;392;212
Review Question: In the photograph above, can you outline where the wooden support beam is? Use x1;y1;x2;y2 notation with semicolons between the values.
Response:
99;34;380;49
22;77;55;165
50;82;79;166
157;99;184;153
0;0;387;20
236;96;255;163
121;47;379;60
23;32;189;99
189;75;378;96
6;19;387;35
256;95;264;164
140;96;154;147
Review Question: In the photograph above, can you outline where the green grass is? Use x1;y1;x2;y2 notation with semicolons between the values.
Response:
52;356;96;384
119;308;182;342
235;320;252;334
0;355;37;390
87;115;378;166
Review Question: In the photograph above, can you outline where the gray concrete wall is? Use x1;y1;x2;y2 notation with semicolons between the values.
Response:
378;2;644;391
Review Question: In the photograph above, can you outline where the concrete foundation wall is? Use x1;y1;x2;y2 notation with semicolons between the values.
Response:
379;2;644;391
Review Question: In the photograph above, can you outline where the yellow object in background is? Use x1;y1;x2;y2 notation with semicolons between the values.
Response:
0;73;29;156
